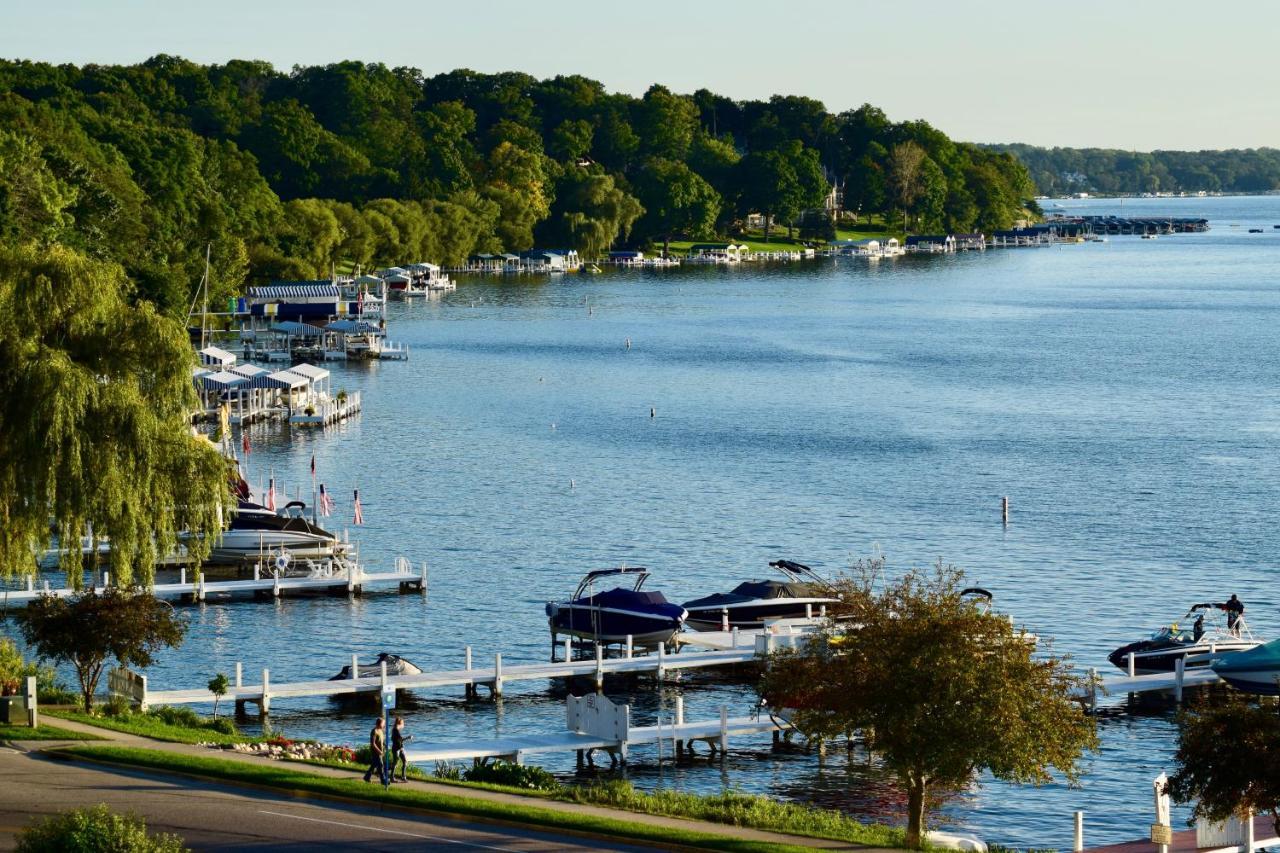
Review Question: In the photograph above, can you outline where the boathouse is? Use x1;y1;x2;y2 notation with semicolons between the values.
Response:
198;345;237;369
521;250;567;272
246;282;349;322
905;235;956;253
952;232;986;250
687;243;746;263
608;251;644;265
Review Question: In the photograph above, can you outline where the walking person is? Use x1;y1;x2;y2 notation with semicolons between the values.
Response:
391;716;413;782
362;717;388;785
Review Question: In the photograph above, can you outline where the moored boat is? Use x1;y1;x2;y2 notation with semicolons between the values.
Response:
546;567;687;646
1108;603;1259;674
208;499;344;563
1211;639;1280;695
682;560;839;631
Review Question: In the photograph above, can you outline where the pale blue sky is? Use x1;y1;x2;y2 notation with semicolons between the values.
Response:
4;0;1277;150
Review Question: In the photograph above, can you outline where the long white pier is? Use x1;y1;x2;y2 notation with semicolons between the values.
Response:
1084;654;1225;709
109;629;808;715
405;693;789;767
1;563;426;606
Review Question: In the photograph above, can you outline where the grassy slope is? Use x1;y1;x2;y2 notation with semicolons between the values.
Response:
45;709;256;747
0;722;101;741
62;746;821;853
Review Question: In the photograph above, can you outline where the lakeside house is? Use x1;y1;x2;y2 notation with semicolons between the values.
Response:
952;233;986;251
607;250;644;266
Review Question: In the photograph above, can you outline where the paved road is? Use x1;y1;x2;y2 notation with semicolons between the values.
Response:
0;745;655;852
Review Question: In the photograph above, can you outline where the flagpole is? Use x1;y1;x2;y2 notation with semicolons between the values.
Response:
311;455;318;526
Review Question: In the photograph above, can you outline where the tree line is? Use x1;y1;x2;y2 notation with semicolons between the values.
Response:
0;56;1037;314
993;143;1280;196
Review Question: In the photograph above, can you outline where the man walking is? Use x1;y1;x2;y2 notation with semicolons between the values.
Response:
391;716;412;782
362;717;387;785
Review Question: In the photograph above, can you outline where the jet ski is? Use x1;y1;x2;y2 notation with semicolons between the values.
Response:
329;653;423;681
1108;603;1259;674
682;560;840;631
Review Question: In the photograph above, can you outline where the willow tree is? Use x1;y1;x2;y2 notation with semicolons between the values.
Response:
759;560;1098;849
0;242;231;585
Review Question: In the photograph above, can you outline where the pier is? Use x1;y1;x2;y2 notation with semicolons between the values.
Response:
106;627;807;715
404;693;789;767
2;561;425;607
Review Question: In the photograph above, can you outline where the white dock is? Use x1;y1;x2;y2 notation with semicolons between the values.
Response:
111;637;772;715
1;563;425;606
405;693;790;767
1084;655;1224;709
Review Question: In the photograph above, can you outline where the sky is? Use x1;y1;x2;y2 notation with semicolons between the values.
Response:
4;0;1278;151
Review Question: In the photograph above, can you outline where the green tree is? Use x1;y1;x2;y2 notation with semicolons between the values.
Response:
632;158;720;256
481;141;553;251
1167;696;1280;837
208;672;230;719
549;119;594;162
540;168;642;260
759;560;1097;849
635;85;699;161
0;244;231;583
886;141;927;232
15;589;187;712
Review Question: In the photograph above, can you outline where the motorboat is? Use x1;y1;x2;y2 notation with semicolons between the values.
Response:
546;567;687;647
682;560;840;631
208;499;344;563
329;653;423;681
1108;603;1259;674
1211;639;1280;695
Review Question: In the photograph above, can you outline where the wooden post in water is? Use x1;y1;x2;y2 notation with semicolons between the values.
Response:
718;705;729;758
180;567;186;586
595;643;604;692
675;695;685;759
563;636;571;664
235;662;242;688
625;634;633;659
198;572;206;602
464;646;475;700
1001;496;1010;524
1174;657;1185;703
720;608;729;631
656;643;666;681
350;654;359;681
260;668;270;716
1127;652;1136;677
1073;811;1083;852
492;653;503;698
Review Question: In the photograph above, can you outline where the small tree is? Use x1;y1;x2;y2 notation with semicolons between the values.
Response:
208;673;230;719
16;804;187;853
14;589;187;712
1166;696;1280;837
759;559;1098;849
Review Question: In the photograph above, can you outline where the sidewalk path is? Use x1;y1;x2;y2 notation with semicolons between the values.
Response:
5;716;891;851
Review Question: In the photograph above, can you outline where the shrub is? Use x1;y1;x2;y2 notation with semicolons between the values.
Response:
433;761;462;781
463;760;560;791
16;804;187;852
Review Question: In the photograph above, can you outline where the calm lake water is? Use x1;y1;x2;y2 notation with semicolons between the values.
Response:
8;194;1280;848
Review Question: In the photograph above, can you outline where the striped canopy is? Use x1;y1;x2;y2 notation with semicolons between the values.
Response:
249;283;340;299
289;363;330;382
197;371;247;391
246;370;310;390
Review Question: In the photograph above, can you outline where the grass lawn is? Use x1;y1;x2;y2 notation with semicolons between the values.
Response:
62;745;826;853
45;708;258;747
0;722;102;741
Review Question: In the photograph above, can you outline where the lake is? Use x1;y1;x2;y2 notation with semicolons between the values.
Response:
12;194;1280;848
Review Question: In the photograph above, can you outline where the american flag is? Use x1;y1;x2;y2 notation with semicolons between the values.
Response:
353;489;364;525
242;430;250;455
319;483;334;517
265;478;276;512
310;454;316;481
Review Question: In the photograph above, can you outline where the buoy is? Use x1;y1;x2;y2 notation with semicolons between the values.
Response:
650;407;656;418
570;479;576;489
551;423;556;430
625;338;631;349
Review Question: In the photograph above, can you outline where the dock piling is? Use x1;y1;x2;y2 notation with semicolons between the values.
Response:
351;654;359;681
492;653;504;698
595;644;604;692
720;608;729;631
805;603;812;619
563;637;571;663
1002;496;1010;525
198;573;206;602
380;660;388;706
675;695;686;757
731;626;740;648
180;567;186;586
261;668;270;715
464;646;475;699
235;662;242;688
26;575;33;592
1174;657;1185;702
1073;811;1083;852
625;635;633;659
656;643;667;680
718;706;729;757
1127;652;1135;677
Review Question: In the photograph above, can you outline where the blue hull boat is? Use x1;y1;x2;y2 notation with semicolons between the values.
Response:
547;567;687;647
1212;639;1280;695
